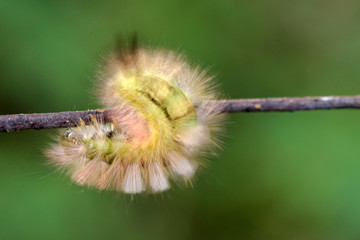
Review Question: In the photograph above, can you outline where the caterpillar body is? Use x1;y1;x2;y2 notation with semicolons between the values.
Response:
46;44;224;194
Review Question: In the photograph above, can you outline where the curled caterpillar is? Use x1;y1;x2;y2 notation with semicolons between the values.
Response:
46;43;224;194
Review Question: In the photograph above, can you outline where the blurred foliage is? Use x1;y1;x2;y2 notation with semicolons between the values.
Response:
1;0;360;239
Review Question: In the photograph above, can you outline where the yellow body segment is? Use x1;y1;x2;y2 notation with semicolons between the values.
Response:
112;73;198;160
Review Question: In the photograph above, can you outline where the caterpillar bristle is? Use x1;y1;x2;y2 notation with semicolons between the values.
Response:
46;42;225;194
148;162;170;193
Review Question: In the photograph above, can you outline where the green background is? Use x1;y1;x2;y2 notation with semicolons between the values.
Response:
1;0;360;239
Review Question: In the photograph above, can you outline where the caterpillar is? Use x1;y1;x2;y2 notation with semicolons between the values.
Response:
46;42;225;194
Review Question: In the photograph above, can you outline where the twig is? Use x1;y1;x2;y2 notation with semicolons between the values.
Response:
215;95;360;112
0;110;106;132
1;95;360;132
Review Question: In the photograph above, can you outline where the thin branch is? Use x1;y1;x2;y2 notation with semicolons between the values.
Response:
0;110;106;132
215;95;360;112
1;95;360;132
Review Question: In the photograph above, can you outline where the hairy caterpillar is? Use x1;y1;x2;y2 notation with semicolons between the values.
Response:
46;43;224;194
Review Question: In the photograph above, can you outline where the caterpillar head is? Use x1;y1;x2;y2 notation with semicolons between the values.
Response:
46;43;225;194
